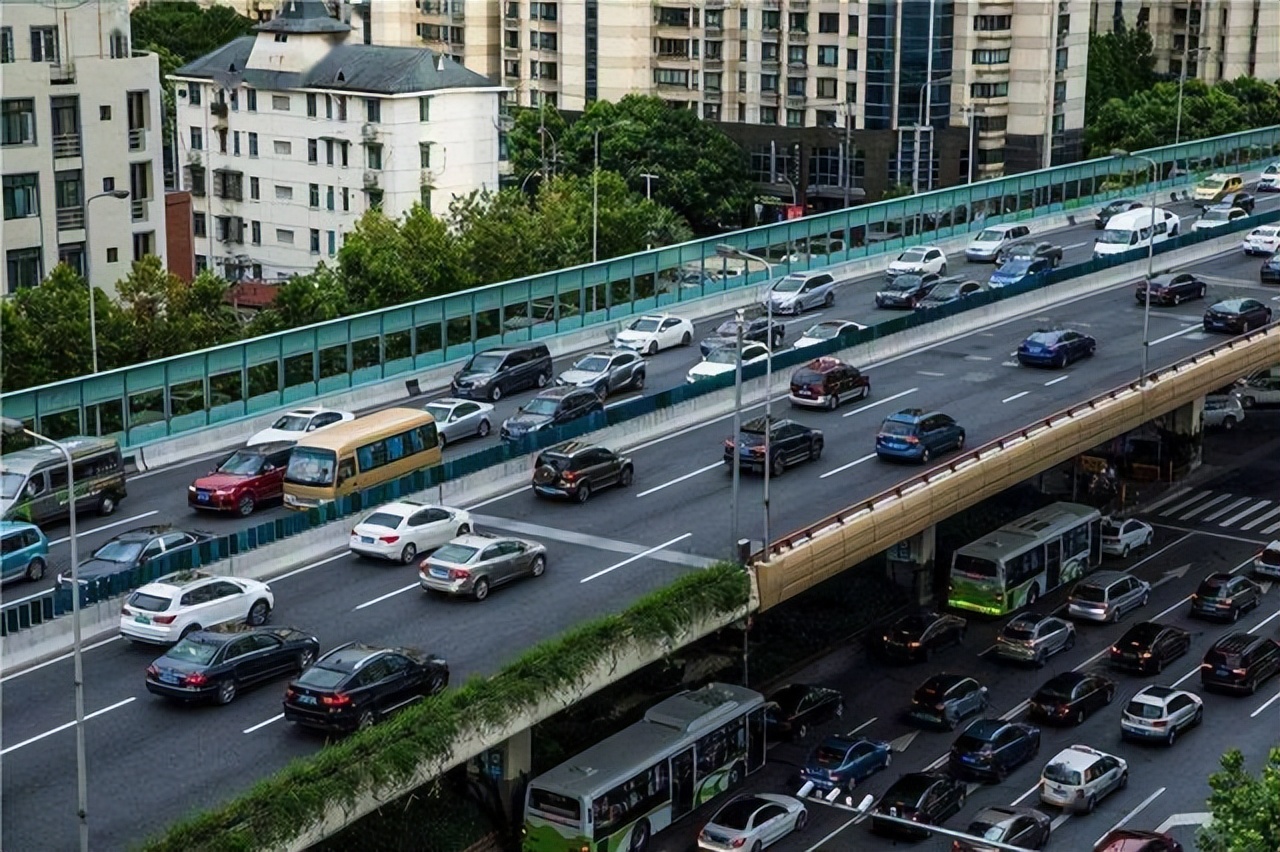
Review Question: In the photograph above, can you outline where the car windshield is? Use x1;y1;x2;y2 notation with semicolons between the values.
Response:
885;278;918;292
803;323;840;340
1262;547;1280;566
1025;332;1060;346
164;636;221;664
954;734;990;752
713;799;764;830
1072;584;1107;602
971;822;1008;841
270;414;310;432
127;591;172;612
521;398;560;417
1003;620;1037;640
573;356;611;373
792;369;824;385
217;450;265;476
714;320;739;335
359;512;403;531
1035;681;1075;701
1197;578;1231;598
953;554;999;578
899;248;929;263
1043;763;1082;785
998;259;1033;275
1201;179;1225;190
0;471;26;499
706;348;741;365
1120;623;1162;645
928;283;963;299
1203;209;1231;221
296;665;347;689
1102;521;1124;536
975;229;1005;242
284;448;337;486
465;353;504;373
1104;202;1132;214
774;276;805;292
1099;228;1135;244
880;420;917;437
629;318;660;333
814;746;849;766
432;543;479;564
1126;700;1165;719
423;403;455;420
91;540;144;563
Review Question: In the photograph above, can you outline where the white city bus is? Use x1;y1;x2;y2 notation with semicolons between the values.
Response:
523;683;767;852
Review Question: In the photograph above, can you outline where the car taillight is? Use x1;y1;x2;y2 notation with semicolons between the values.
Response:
1233;668;1248;676
561;470;578;482
153;614;176;625
145;665;159;678
731;839;746;849
935;703;946;711
751;445;766;455
449;568;470;580
122;606;133;616
285;687;297;699
321;693;352;707
379;535;400;544
904;435;919;444
182;672;208;687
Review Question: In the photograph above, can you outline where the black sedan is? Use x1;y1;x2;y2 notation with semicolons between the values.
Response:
1221;189;1255;214
877;611;967;662
1136;273;1207;306
1109;621;1192;674
723;416;823;475
955;806;1052;851
1016;328;1096;368
58;526;215;587
283;642;449;733
948;718;1041;782
1204;298;1272;334
871;772;967;839
145;625;319;706
699;305;785;355
875;272;940;309
995;239;1063;267
1261;255;1280;284
915;279;989;311
764;683;844;741
1096;198;1144;228
1029;672;1116;726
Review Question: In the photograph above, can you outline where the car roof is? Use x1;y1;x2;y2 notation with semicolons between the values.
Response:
1041;671;1089;689
1211;632;1266;653
1077;570;1129;587
316;642;394;672
0;520;42;534
446;533;506;549
799;357;848;373
1211;298;1251;310
532;386;577;399
135;570;218;594
1132;685;1176;704
367;500;428;516
978;223;1024;236
540;441;609;458
237;441;295;454
960;719;1009;741
1049;745;1115;770
428;397;467;407
920;673;972;690
112;525;177;541
1008;611;1053;626
885;408;937;424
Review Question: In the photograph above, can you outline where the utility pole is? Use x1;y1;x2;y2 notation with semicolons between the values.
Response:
843;107;853;208
640;173;659;250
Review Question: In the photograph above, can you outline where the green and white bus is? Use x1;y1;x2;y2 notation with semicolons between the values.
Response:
523;682;767;852
948;502;1103;616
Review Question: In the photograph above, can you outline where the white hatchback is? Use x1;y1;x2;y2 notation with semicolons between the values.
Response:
349;501;473;563
247;407;354;446
1119;685;1203;746
120;571;274;645
1100;517;1153;558
1039;745;1127;813
612;313;695;355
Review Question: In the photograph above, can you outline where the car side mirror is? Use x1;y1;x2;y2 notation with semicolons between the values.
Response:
139;554;150;564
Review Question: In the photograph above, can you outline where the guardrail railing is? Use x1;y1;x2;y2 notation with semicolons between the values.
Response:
4;125;1277;449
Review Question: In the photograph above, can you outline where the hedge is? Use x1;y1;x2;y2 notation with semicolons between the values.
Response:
139;563;750;852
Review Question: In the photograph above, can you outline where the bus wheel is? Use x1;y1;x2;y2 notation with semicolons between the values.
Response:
628;818;650;852
96;494;117;516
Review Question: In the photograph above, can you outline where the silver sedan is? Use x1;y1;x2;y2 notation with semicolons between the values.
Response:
417;534;547;601
556;350;646;399
423;398;494;449
994;613;1075;667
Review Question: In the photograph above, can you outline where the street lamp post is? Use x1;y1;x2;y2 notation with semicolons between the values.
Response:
1111;149;1160;383
591;122;632;264
728;309;745;558
965;104;977;184
912;74;950;196
1;418;90;852
1174;46;1211;146
640;173;659;249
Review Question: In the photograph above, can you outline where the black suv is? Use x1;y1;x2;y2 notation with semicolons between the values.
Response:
788;357;871;410
1200;633;1280;694
451;344;553;401
500;387;603;442
1108;621;1191;674
1096;198;1144;228
722;416;823;475
876;272;942;309
699;304;785;355
1190;573;1262;622
531;442;634;503
1221;189;1256;214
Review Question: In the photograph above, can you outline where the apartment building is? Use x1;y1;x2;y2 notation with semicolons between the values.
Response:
170;0;507;281
1092;0;1280;84
2;0;166;296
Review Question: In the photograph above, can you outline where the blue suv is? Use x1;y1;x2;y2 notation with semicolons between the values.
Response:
1;520;49;583
876;409;966;464
989;256;1053;289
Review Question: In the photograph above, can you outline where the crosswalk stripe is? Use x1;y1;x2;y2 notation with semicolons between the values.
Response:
1203;497;1252;522
1261;518;1280;536
1144;486;1192;513
1242;504;1280;531
1180;494;1233;520
1160;490;1213;516
1222;500;1272;527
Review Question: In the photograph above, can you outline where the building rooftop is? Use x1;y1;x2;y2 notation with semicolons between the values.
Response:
253;0;351;34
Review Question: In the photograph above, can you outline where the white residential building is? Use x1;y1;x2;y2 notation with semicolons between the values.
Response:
2;0;166;296
170;0;507;281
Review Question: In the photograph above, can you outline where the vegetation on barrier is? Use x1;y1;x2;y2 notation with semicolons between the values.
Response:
139;563;750;852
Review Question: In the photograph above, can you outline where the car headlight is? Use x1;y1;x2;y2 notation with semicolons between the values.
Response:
188;486;196;493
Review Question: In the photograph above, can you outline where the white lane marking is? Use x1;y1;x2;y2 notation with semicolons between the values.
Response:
842;387;919;418
272;552;349;582
1261;518;1280;535
1241;503;1280;531
1000;699;1030;721
48;511;159;546
1002;391;1029;403
1222;500;1272;527
1151;522;1266;546
1171;664;1200;688
1203;497;1252;523
1179;493;1233;520
965;355;993;362
636;461;723;498
803;813;866;852
244;713;285;734
1044;375;1070;386
1149;324;1201;346
819;453;877;480
1063;241;1090;251
846;717;877;735
1144;486;1192;513
1050;813;1072;831
1250;608;1280;633
0;697;137;755
1250;688;1280;718
1160;490;1212;516
1156;813;1212;834
917;371;945;377
128;450;230;480
1095;788;1166;848
1011;781;1040;806
0;635;121;684
353;582;419;611
581;533;693;583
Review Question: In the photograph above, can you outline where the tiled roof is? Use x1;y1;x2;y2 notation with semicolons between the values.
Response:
253;0;351;34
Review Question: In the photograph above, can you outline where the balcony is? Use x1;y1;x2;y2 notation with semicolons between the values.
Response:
785;94;807;108
764;0;780;9
361;123;380;141
705;0;724;6
363;170;380;188
52;133;82;159
703;57;723;69
788;30;808;43
703;89;722;102
656;52;693;65
50;63;76;84
791;0;808;9
759;91;779;105
211;102;229;118
56;207;85;231
131;199;148;221
128;127;145;151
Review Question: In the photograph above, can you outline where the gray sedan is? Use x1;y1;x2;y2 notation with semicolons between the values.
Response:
423;398;494;449
417;533;546;601
556;350;645;399
994;613;1076;667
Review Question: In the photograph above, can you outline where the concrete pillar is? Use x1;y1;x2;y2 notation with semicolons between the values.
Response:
467;727;532;821
885;525;937;606
1157;396;1205;476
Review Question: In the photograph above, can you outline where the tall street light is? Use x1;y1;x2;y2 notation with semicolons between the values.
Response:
1111;149;1160;383
1;418;90;852
591;120;632;264
716;245;777;553
640;172;659;249
84;190;130;386
913;74;951;196
1174;45;1211;146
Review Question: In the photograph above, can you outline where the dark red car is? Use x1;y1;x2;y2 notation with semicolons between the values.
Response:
1094;829;1183;852
188;442;293;516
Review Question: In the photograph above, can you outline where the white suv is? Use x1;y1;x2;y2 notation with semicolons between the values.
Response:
1039;745;1128;813
120;570;274;645
1120;685;1203;746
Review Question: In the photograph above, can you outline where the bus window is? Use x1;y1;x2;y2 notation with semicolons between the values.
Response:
336;457;355;486
286;448;336;485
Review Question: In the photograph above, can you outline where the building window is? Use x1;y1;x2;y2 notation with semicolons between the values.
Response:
190;127;203;150
195;254;207;272
703;104;721;124
971;82;1009;98
274;139;291;156
233;131;241;156
419;142;432;169
192;211;207;237
309;183;320;207
816;46;837;66
817;78;837;99
705;72;722;92
230;90;238;111
3;173;39;219
789;12;808;32
100;105;111;121
818;12;839;33
365;98;381;122
58;242;85;275
306;93;318;117
419;96;431;122
272;94;291;111
276;228;294;245
246;89;257;111
106;247;117;262
274;184;293;201
761;106;778;124
340;141;349;167
788;45;806;65
307;138;318;163
365;188;383;210
217;127;228;154
54;169;81;216
366;143;383;169
30;26;59;63
974;15;1011;31
248;132;258;157
846;82;858;102
326;185;334;210
786;109;804;127
705;40;722;60
274;33;288;43
5;248;42;292
188;84;202;106
973;48;1010;64
342;187;350;211
762;11;780;31
327;230;336;255
974;114;1007;133
250;176;259;199
187;166;206;196
761;74;778;93
762;42;778;62
1;98;36;145
251;220;261;244
309;228;320;254
787;77;806;96
0;27;13;63
846;49;858;70
653;68;689;87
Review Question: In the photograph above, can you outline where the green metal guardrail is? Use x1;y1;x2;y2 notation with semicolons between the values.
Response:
3;126;1277;448
5;207;1276;639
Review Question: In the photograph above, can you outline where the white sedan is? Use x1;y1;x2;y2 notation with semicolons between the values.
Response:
687;342;770;383
1101;517;1153;558
612;313;694;355
1242;225;1280;255
1192;206;1247;232
794;320;867;349
247;407;354;446
886;245;948;278
350;500;473;563
120;571;274;645
697;794;808;852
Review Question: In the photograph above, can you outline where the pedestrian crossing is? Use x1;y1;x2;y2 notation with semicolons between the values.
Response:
1147;488;1280;534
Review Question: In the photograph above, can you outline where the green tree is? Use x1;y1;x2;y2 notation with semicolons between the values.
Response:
880;183;913;200
130;2;255;62
246;266;350;336
1084;78;1264;157
507;103;571;182
1214;77;1280;130
114;256;240;362
448;188;547;285
1086;28;1157;119
1198;747;1280;852
337;206;472;312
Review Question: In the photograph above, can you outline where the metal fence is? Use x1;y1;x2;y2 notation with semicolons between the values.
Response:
4;126;1279;448
5;206;1276;638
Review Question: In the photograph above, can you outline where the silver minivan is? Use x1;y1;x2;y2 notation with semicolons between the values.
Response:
1;437;127;523
1066;571;1150;623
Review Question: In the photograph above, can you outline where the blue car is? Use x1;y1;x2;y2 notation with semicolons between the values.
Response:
801;735;893;792
875;409;966;464
989;256;1053;289
1016;328;1097;368
0;520;49;583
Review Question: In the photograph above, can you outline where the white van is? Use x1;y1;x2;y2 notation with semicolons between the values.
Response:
1093;207;1180;258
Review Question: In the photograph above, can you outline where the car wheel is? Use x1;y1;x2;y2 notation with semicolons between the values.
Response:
632;371;645;390
1154;655;1165;674
835;701;845;719
795;722;809;741
235;494;257;517
488;384;503;402
1242;396;1256;409
956;433;965;450
860;385;870;400
940;263;948;275
1223;415;1237;430
298;648;316;671
1199;285;1206;299
437;432;448;450
457;524;471;536
1230;605;1240;623
472;577;490;601
594;383;608;401
630;819;651;852
771;454;786;476
1085;795;1097;814
1120;770;1129;790
824;292;835;308
1193;705;1203;725
809;441;823;462
795;810;809;832
400;543;418;564
215;679;238;705
826;394;840;411
647;341;659;356
619;466;634;487
920;447;931;464
1035;650;1046;669
1054;352;1067;369
1122;544;1131;558
96;494;117;516
681;331;692;346
24;557;46;582
247;599;271;626
749;843;761;852
357;708;378;731
1075;708;1086;725
576;482;592;503
477;418;491;438
530;555;546;578
1166;727;1178;747
884;752;892;768
1104;687;1115;704
538;372;551;388
1172;293;1183;306
1026;585;1040;606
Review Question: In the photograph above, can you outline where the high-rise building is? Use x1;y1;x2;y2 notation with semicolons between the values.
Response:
2;0;167;296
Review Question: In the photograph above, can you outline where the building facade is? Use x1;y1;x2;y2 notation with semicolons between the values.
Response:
2;0;166;296
170;0;507;281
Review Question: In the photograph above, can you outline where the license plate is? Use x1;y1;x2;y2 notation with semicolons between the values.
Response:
1217;668;1230;676
297;695;317;705
197;492;210;503
797;389;812;397
134;615;151;625
430;567;449;578
360;536;373;544
159;672;180;685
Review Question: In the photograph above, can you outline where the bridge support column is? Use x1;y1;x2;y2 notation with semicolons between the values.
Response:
1153;396;1204;478
885;526;937;606
467;727;532;822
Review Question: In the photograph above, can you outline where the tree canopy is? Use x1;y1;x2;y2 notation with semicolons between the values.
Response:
130;1;256;62
1198;747;1280;852
1086;28;1158;120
